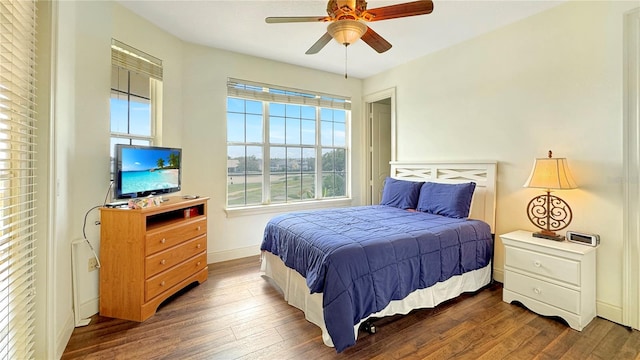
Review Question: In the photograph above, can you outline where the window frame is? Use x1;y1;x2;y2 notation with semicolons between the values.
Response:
110;66;156;145
225;79;352;212
109;40;163;180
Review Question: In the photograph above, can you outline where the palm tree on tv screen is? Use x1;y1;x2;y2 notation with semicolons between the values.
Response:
169;152;180;168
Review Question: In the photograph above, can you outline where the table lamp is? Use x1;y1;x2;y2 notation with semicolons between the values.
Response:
523;150;577;241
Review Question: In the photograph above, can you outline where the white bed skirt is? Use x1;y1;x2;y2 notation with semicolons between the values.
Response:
260;251;492;348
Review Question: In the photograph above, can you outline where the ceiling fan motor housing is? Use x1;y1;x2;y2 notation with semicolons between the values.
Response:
328;0;368;20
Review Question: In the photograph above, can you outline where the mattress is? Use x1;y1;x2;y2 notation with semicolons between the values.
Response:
260;205;493;351
261;251;492;348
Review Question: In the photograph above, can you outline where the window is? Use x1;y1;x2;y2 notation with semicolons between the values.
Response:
0;0;37;358
227;79;350;207
110;40;163;155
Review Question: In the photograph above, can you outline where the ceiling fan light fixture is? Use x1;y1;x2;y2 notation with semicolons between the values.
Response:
327;19;367;46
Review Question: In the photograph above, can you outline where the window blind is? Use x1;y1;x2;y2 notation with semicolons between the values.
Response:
0;0;37;359
227;78;351;110
111;39;163;81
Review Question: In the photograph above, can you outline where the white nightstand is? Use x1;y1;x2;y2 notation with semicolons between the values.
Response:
501;230;597;331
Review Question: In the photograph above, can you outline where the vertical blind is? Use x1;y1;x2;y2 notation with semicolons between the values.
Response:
0;0;37;359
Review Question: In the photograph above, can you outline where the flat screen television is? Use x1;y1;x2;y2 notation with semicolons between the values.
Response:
114;144;182;200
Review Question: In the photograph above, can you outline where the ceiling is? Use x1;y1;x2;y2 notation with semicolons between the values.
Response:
116;0;564;79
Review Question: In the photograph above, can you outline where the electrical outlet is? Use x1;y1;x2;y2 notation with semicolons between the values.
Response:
88;257;98;272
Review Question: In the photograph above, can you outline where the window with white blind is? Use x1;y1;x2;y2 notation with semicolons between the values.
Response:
0;0;38;358
226;79;350;207
110;39;163;158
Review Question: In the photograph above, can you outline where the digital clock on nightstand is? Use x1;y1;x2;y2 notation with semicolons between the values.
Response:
566;231;600;247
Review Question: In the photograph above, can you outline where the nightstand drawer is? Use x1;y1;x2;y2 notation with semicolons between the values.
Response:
505;270;580;314
505;246;580;286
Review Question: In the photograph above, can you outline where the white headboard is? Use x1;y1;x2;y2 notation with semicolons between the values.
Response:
390;161;497;233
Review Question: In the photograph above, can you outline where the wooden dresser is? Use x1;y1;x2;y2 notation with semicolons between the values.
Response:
99;196;209;321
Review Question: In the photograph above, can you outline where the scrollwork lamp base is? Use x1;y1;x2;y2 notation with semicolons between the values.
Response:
526;191;573;241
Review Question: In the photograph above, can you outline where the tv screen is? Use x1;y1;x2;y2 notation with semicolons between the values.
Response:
114;144;182;199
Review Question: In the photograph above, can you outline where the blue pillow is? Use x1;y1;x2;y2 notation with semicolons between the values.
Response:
380;177;423;209
416;182;476;218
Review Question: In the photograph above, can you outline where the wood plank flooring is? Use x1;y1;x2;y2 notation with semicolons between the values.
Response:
62;256;640;359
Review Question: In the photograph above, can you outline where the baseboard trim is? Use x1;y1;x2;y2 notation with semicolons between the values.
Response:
56;310;75;359
493;267;504;283
208;245;261;264
597;300;623;325
79;297;99;322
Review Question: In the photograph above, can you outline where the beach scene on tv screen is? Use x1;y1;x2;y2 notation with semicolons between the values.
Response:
121;148;180;194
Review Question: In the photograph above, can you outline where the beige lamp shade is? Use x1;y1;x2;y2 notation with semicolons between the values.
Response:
523;156;577;190
328;20;367;46
524;151;577;240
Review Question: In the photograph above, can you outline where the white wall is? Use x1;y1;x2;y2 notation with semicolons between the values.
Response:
44;1;114;357
46;0;636;357
42;1;364;357
43;1;185;357
363;0;636;325
60;0;187;330
180;43;364;262
111;4;185;146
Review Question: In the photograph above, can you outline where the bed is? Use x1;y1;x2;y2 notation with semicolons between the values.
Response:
260;161;497;352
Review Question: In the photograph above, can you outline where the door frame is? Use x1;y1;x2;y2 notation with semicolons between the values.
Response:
363;87;396;204
623;7;640;330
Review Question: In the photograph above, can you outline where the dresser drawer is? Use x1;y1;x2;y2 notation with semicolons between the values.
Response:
146;218;207;255
505;270;580;314
505;246;580;286
145;252;207;301
145;234;206;278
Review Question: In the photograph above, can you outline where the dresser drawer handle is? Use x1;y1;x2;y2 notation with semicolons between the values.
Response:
160;281;165;287
196;243;201;249
197;226;201;231
197;261;201;267
533;260;541;268
533;287;541;295
160;259;166;265
161;238;166;244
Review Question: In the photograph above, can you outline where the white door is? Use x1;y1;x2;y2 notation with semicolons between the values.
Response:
370;101;391;205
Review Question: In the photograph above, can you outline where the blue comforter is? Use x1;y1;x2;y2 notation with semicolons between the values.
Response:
261;205;493;352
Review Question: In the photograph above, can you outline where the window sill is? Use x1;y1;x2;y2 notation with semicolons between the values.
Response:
224;198;354;218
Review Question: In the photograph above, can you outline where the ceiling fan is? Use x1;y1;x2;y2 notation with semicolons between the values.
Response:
266;0;434;55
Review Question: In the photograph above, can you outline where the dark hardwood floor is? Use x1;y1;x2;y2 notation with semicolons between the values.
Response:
62;256;640;359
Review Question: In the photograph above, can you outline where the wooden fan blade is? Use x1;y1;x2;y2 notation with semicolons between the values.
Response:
266;16;329;24
362;0;433;22
361;27;392;53
306;32;333;55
